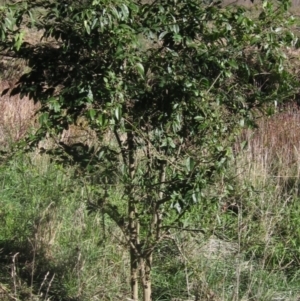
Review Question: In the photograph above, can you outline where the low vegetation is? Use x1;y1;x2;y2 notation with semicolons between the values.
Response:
3;108;300;301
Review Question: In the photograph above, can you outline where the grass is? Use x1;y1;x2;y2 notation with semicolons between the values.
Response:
0;107;300;297
2;133;300;301
147;103;300;301
0;153;131;301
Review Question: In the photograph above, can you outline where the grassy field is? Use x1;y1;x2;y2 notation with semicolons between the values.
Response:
3;109;300;301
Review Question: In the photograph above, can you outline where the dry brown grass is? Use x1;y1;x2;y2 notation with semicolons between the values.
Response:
223;0;300;7
0;80;39;148
235;103;300;192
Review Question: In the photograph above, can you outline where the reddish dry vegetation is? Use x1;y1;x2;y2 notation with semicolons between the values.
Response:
0;80;39;147
236;102;300;176
223;0;300;6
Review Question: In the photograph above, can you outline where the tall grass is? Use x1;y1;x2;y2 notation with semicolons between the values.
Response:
0;81;38;149
2;99;300;301
2;105;300;300
147;104;300;301
0;153;131;301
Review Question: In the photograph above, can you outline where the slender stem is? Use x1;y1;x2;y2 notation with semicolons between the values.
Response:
126;128;139;301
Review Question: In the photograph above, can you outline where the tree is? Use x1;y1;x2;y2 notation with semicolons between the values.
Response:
0;0;298;300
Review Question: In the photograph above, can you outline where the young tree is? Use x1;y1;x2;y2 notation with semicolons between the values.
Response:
0;0;298;300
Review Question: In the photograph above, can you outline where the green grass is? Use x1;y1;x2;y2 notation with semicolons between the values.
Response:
3;109;300;300
0;153;131;301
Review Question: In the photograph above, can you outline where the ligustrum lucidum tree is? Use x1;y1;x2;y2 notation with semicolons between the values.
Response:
0;0;298;300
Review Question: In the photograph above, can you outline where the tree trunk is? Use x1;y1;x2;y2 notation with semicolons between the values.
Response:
127;129;139;301
129;210;139;301
130;237;139;301
140;251;153;301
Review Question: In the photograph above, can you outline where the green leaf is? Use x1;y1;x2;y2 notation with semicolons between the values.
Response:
39;113;49;126
185;157;195;172
167;137;175;148
173;24;179;34
97;114;107;126
120;4;129;19
91;17;98;29
84;20;91;34
228;60;238;69
159;31;168;40
14;31;24;51
5;17;14;30
115;106;122;120
136;63;144;77
88;109;96;120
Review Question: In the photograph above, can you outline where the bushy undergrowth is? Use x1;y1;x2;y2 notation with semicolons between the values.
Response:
0;153;130;301
3;105;300;301
148;105;300;301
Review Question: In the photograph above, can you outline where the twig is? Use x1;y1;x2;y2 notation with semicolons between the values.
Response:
11;252;19;297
